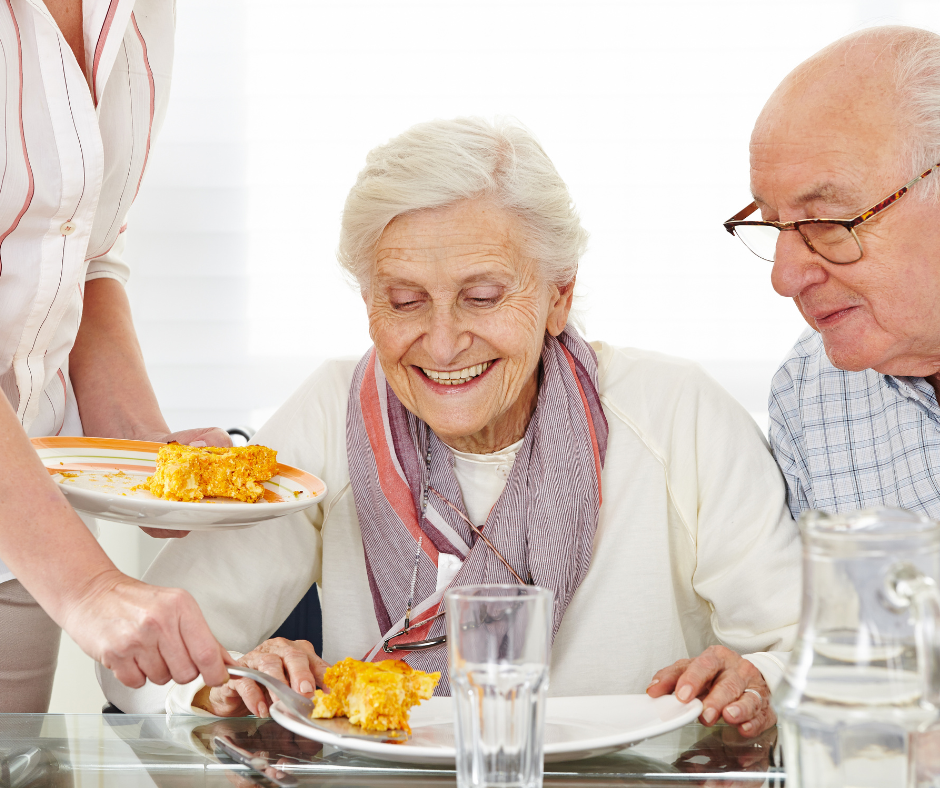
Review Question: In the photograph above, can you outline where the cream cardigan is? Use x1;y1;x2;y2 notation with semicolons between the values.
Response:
99;342;801;714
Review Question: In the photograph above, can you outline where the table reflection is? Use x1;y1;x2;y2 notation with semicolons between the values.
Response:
190;717;779;787
0;714;783;787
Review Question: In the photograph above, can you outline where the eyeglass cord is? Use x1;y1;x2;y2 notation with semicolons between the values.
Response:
428;487;530;586
389;429;532;652
403;536;422;631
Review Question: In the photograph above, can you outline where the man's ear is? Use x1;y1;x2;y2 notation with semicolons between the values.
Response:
546;278;575;337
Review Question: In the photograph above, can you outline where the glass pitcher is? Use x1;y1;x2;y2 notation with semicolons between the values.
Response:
776;508;940;787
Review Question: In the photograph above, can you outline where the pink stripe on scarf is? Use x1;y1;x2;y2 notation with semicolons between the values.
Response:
562;344;603;505
359;350;439;565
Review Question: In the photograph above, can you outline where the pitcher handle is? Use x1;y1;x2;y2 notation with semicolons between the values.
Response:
885;562;940;708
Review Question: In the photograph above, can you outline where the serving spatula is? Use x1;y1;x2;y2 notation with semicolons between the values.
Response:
226;665;411;742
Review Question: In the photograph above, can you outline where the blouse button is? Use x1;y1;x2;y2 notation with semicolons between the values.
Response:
60;221;76;235
496;463;510;481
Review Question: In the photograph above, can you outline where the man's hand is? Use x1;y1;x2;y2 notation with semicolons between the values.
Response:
138;428;234;538
61;567;235;689
194;638;330;718
647;645;775;737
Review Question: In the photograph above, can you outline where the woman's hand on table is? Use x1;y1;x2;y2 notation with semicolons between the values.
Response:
646;645;775;737
137;427;234;539
194;638;330;718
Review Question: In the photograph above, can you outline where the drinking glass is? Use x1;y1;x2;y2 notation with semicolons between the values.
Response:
445;584;554;788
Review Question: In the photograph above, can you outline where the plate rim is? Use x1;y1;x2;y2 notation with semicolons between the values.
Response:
269;693;703;764
33;436;327;526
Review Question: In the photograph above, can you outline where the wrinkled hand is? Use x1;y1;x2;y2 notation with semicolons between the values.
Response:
195;638;330;718
647;645;775;737
138;427;234;538
62;568;234;689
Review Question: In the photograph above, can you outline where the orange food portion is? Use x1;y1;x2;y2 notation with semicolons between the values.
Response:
312;657;439;733
144;445;278;503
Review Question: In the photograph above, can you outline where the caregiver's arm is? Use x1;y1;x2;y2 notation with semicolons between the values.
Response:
107;495;325;715
0;391;232;689
107;361;348;715
70;277;231;537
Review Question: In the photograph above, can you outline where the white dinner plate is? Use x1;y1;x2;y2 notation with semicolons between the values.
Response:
270;694;703;765
33;436;327;530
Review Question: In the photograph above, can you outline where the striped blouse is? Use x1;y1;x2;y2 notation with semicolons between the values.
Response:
0;0;173;437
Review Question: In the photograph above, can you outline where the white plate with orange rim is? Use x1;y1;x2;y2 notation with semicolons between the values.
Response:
270;694;703;765
32;437;327;530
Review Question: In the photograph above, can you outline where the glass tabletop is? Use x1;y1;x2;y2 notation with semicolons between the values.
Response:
0;713;784;787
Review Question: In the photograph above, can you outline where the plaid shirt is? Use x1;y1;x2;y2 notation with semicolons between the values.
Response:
769;329;940;520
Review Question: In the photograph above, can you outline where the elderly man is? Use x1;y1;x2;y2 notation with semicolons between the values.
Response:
723;25;940;519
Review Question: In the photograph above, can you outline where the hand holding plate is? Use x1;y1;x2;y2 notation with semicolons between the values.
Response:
647;645;775;737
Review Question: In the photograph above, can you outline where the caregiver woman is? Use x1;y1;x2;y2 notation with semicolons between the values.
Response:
101;118;800;737
0;0;233;712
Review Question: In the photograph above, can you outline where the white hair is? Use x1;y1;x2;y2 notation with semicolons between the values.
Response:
814;26;940;203
890;27;940;203
337;117;589;290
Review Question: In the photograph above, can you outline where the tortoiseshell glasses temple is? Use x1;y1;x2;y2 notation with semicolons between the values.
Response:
722;161;940;264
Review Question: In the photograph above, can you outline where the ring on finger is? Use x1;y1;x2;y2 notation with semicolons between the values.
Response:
742;688;763;703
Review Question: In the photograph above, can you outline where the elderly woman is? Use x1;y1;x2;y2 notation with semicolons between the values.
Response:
100;118;799;737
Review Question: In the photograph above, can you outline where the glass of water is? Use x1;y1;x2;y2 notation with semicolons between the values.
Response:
445;584;554;788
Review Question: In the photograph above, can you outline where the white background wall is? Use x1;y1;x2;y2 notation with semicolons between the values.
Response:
50;0;940;712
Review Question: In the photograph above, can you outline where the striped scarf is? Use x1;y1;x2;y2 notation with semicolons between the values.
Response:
345;327;608;693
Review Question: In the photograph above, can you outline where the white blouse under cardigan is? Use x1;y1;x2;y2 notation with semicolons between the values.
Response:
0;0;174;583
99;342;802;714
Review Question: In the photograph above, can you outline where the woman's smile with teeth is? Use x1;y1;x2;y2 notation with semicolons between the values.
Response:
420;361;493;385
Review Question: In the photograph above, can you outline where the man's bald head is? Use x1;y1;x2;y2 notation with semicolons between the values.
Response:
754;26;940;204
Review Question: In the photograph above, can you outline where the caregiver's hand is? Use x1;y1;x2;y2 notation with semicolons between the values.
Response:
195;638;330;718
647;645;775;737
62;568;235;689
147;426;234;450
138;427;234;539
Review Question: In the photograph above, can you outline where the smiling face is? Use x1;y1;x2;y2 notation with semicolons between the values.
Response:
751;41;940;377
364;199;573;454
